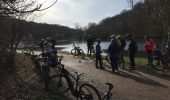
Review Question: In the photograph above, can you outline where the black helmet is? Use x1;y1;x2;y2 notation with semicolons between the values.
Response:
144;35;150;39
97;38;101;42
126;34;132;38
111;34;116;39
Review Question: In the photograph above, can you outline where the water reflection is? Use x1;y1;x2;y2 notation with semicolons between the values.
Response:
56;37;164;53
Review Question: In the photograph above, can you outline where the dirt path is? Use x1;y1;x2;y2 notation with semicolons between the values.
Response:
61;54;170;100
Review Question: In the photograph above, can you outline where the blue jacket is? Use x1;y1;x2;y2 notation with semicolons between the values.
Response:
108;42;119;58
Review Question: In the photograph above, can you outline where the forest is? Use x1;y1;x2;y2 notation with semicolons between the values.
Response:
0;0;170;67
86;0;170;41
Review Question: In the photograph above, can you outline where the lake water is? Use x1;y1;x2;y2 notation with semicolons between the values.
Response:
56;41;146;53
55;37;165;53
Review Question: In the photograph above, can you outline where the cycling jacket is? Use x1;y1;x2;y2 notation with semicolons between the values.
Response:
144;38;154;51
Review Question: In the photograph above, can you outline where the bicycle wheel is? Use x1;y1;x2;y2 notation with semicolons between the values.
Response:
79;49;85;59
48;71;69;94
152;57;165;71
79;83;102;100
71;49;78;56
106;55;111;64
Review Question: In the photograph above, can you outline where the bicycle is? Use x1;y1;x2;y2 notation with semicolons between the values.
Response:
71;43;85;59
48;64;102;100
103;83;113;100
152;51;170;74
20;49;34;58
29;51;63;90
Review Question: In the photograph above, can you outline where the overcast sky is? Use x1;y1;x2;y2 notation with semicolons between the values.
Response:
36;0;129;28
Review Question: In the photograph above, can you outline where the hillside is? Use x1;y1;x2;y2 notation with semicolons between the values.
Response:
86;0;170;40
20;21;84;45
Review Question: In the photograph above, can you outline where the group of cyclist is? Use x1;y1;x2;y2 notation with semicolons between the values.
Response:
87;33;170;73
38;34;170;74
144;34;170;67
87;34;137;72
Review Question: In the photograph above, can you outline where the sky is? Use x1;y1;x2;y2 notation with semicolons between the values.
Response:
36;0;129;28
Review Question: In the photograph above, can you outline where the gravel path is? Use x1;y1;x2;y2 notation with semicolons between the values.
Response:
61;54;170;100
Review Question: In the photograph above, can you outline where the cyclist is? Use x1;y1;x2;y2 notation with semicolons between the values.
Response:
154;43;161;65
95;38;104;69
127;34;138;70
108;34;119;72
144;34;154;66
87;34;95;56
39;38;45;53
166;41;170;54
116;35;126;69
50;38;57;54
43;37;53;57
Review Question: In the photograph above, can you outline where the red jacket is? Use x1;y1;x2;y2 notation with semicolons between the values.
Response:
144;38;154;51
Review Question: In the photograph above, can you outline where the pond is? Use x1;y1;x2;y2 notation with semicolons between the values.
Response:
56;37;165;54
56;41;146;53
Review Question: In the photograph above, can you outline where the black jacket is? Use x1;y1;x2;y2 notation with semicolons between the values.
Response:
128;39;138;54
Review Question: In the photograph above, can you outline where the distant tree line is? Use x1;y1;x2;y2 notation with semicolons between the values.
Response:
20;21;84;45
0;0;58;68
86;0;170;41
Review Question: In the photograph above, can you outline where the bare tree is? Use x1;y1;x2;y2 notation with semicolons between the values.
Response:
147;0;170;50
126;0;143;37
0;0;58;68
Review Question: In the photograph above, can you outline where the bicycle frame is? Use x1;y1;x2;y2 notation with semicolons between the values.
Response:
59;65;82;97
103;83;113;100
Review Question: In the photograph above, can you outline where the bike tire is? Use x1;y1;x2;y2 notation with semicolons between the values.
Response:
79;83;102;100
71;49;78;56
103;95;108;100
103;94;112;100
152;57;165;71
79;49;85;59
48;71;69;94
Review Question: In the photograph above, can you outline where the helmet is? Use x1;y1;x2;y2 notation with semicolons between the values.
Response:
111;34;116;39
126;34;132;38
97;38;101;42
46;37;51;41
41;38;45;41
144;35;150;39
116;35;121;39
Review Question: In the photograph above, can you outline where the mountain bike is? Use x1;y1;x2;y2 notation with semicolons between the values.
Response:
71;44;85;59
48;64;102;100
152;51;170;74
103;83;113;100
21;49;34;56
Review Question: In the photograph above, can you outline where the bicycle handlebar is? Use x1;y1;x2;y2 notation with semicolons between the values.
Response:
106;83;113;90
75;72;85;77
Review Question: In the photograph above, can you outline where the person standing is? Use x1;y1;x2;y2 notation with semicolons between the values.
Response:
127;34;138;70
39;38;45;53
108;35;119;72
154;43;161;65
95;39;104;69
117;35;126;69
87;34;94;56
50;38;57;54
144;35;154;66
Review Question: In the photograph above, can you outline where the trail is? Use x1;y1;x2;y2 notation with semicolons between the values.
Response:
61;54;170;100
